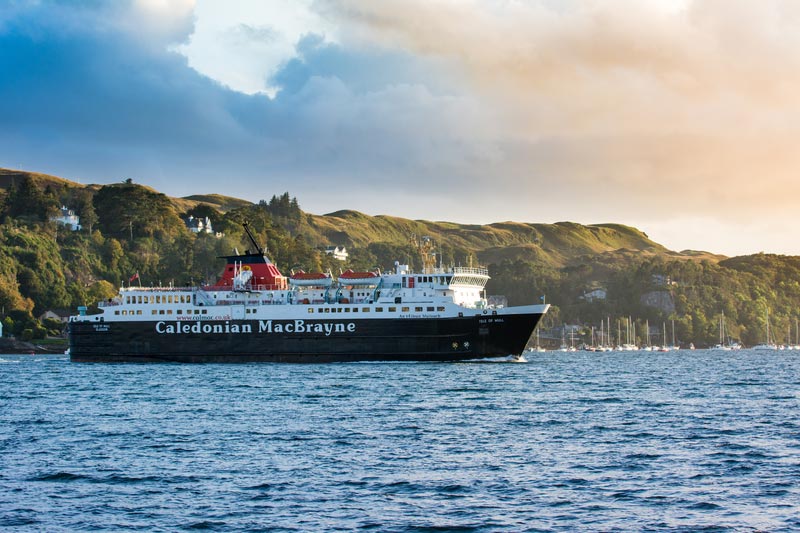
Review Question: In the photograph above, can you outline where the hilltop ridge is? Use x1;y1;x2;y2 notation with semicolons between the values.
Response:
0;167;714;269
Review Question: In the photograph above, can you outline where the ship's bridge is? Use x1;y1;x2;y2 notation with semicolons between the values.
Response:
377;264;490;309
447;267;489;288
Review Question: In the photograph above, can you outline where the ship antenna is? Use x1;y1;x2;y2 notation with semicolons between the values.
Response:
411;234;436;274
242;221;265;254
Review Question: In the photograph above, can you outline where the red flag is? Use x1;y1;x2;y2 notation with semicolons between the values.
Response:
129;273;139;283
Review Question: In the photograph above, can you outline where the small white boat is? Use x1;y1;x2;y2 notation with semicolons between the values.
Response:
752;343;778;351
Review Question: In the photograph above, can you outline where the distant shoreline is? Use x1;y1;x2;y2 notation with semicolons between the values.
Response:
0;337;67;354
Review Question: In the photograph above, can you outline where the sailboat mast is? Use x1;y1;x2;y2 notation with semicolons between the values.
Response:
671;319;676;347
766;308;771;344
600;320;604;348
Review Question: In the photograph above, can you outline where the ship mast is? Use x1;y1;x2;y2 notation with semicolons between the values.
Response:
411;234;437;274
242;221;265;255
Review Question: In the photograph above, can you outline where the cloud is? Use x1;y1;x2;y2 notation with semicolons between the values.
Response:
2;0;800;255
175;0;336;95
0;3;492;211
316;0;800;222
224;23;279;46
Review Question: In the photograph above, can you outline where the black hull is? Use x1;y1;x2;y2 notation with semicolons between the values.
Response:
69;313;544;363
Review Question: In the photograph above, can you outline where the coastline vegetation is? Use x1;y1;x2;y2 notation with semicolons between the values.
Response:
1;168;798;348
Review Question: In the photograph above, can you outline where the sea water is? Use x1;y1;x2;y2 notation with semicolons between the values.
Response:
1;350;799;531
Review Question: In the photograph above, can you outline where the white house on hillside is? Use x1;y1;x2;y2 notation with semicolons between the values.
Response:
185;216;213;233
52;206;81;231
324;245;348;261
185;216;224;238
39;309;72;324
580;288;607;302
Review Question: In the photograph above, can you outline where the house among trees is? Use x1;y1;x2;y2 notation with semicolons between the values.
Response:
580;288;607;302
186;215;214;235
652;274;677;286
38;309;72;323
324;245;349;261
52;206;81;231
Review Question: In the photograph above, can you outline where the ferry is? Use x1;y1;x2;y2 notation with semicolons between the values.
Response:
68;225;549;362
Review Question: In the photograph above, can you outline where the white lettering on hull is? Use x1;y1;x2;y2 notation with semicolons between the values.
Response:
155;320;355;336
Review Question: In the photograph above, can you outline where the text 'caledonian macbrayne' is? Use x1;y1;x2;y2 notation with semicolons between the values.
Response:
155;320;356;336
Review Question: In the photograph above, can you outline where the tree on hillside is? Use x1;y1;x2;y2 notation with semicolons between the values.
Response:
263;192;301;220
1;176;59;223
70;188;98;232
0;254;34;313
93;183;186;241
184;203;222;227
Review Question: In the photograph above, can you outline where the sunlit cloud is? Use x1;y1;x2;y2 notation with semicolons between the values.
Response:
1;0;800;256
307;0;800;252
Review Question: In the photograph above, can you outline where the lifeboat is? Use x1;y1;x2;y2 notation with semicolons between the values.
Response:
338;269;381;285
289;270;333;287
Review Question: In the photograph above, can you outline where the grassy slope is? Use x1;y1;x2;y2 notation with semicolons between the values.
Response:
308;211;696;267
0;168;81;189
1;167;723;268
176;194;253;213
0;168;251;215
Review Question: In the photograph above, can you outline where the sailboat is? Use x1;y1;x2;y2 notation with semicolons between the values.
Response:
752;308;778;351
657;322;669;351
784;323;799;351
711;312;731;351
529;326;547;352
559;325;576;352
641;320;653;351
621;317;638;351
669;319;680;350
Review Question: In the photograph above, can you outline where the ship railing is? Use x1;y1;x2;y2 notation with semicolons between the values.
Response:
451;266;489;276
418;266;489;276
212;299;286;306
122;286;195;292
250;283;287;291
199;283;286;291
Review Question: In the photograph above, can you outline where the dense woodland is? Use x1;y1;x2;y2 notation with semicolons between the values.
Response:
1;169;799;348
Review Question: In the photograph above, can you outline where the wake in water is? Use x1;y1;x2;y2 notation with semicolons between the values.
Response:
463;354;528;363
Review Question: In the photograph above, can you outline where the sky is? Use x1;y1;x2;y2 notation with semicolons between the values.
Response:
1;0;799;257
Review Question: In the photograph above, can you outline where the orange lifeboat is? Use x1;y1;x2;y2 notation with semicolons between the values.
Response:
338;269;381;285
289;270;333;287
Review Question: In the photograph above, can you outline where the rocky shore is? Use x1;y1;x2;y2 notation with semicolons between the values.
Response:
0;337;68;354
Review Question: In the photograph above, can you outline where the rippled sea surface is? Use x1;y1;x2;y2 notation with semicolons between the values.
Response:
1;350;799;532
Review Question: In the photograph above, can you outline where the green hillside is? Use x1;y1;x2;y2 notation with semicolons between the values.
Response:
2;166;800;348
0;168;81;190
175;194;254;214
